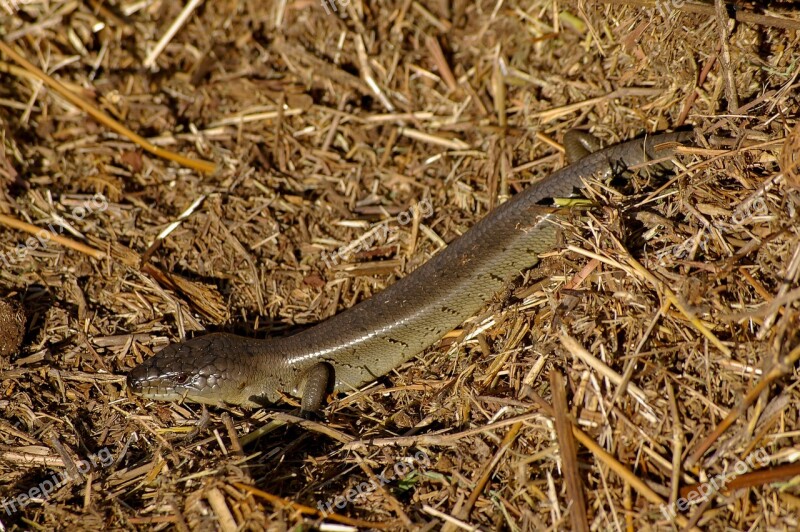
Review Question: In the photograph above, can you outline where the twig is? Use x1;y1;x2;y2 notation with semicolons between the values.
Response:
685;343;800;467
569;428;698;531
342;411;543;450
0;41;216;174
520;387;700;531
232;482;395;529
533;88;662;122
560;330;655;421
549;370;589;532
450;421;522;528
425;35;458;92
143;0;205;69
240;412;354;447
423;505;479;531
398;127;469;150
205;486;237;532
0;213;106;260
566;245;732;357
714;0;739;111
598;0;800;31
679;462;800;498
141;195;206;263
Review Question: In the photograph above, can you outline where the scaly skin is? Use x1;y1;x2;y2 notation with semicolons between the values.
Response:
126;130;692;411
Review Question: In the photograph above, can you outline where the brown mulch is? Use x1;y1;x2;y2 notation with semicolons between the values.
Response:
1;1;799;530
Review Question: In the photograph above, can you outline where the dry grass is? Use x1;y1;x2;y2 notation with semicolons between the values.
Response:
1;1;799;530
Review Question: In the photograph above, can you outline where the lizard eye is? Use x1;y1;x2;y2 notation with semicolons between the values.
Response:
172;372;191;385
